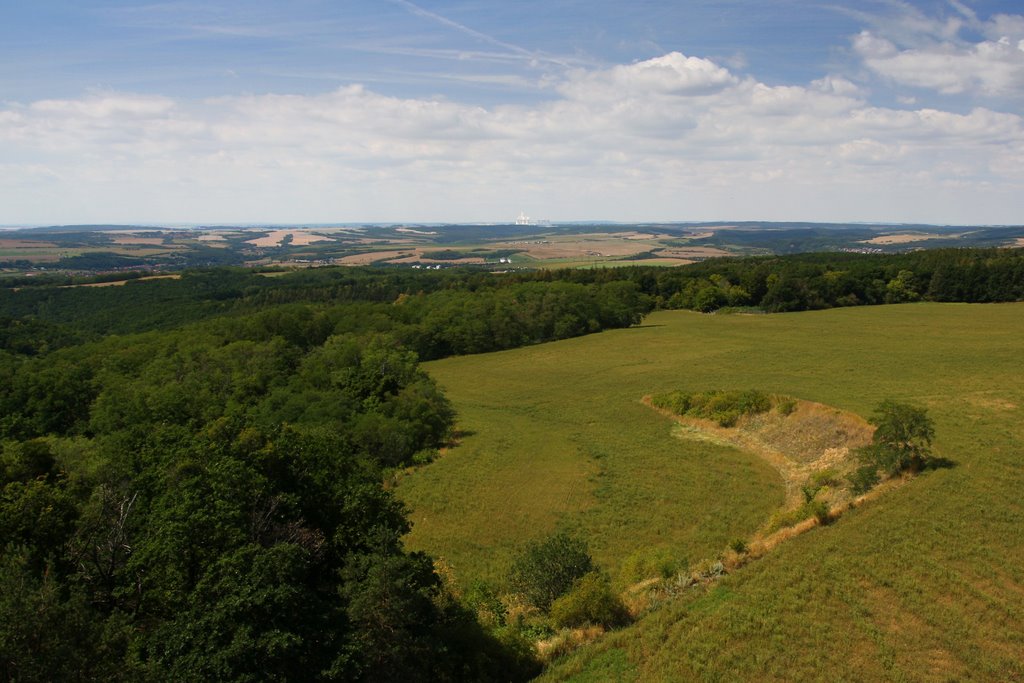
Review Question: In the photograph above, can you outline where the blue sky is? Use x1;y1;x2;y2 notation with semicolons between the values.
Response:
2;1;1023;224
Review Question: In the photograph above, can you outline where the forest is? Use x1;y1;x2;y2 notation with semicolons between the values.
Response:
522;247;1024;312
1;246;1022;681
0;270;647;681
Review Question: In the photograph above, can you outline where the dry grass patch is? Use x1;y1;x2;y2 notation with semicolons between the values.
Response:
659;246;732;258
645;394;872;508
110;236;166;245
336;250;412;265
538;626;607;663
861;232;953;245
246;229;333;247
962;392;1018;411
63;274;182;288
500;235;654;260
615;258;696;266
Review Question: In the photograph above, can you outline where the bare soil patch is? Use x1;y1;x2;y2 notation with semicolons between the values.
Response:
861;233;953;245
246;230;333;247
336;250;411;265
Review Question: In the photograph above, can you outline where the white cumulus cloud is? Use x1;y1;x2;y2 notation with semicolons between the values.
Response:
1;51;1022;224
852;9;1024;97
558;52;739;101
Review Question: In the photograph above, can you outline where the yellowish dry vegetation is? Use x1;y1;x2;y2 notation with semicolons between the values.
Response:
59;274;182;288
647;396;873;508
110;236;167;245
658;246;731;258
496;234;657;260
245;229;333;247
335;250;413;265
861;232;954;245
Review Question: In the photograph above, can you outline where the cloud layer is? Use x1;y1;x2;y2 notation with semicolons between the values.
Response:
852;6;1024;97
2;43;1023;224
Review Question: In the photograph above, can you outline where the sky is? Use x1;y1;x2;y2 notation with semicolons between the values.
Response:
1;0;1023;225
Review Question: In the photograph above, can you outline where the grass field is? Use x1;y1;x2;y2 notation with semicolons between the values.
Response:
396;303;1024;680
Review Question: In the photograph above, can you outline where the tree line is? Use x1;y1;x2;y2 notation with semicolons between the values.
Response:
523;247;1024;312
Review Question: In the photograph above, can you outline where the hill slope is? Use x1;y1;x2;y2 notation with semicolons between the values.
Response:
397;303;1024;680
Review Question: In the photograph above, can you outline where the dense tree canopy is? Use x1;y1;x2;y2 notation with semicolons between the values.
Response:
0;269;596;681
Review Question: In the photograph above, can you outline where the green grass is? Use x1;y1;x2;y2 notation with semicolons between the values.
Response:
397;323;785;587
396;303;1024;679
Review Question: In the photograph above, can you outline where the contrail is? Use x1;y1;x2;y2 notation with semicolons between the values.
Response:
388;0;571;67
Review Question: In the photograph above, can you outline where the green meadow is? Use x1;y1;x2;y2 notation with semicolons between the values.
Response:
397;303;1024;680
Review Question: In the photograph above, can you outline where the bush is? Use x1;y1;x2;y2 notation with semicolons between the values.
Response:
549;572;629;629
775;396;797;416
508;532;594;610
809;499;831;525
848;464;881;495
618;547;683;586
737;389;771;415
801;468;840;502
650;389;771;427
464;580;507;628
714;409;741;428
808;468;840;488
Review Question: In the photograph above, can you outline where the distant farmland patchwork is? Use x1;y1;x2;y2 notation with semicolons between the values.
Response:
397;303;1024;680
4;222;1024;275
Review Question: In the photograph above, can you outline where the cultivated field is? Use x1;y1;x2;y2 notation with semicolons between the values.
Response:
397;303;1024;680
4;222;1023;274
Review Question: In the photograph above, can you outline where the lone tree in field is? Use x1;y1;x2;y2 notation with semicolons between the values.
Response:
859;400;936;475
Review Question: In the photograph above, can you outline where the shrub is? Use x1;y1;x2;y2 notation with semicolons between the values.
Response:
650;389;771;427
411;448;439;466
808;468;840;488
549;572;629;629
737;389;771;415
714;409;741;428
848;464;881;495
464;580;507;628
618;547;683;586
809;499;831;525
508;532;593;610
775;396;797;416
802;469;840;502
767;499;831;532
